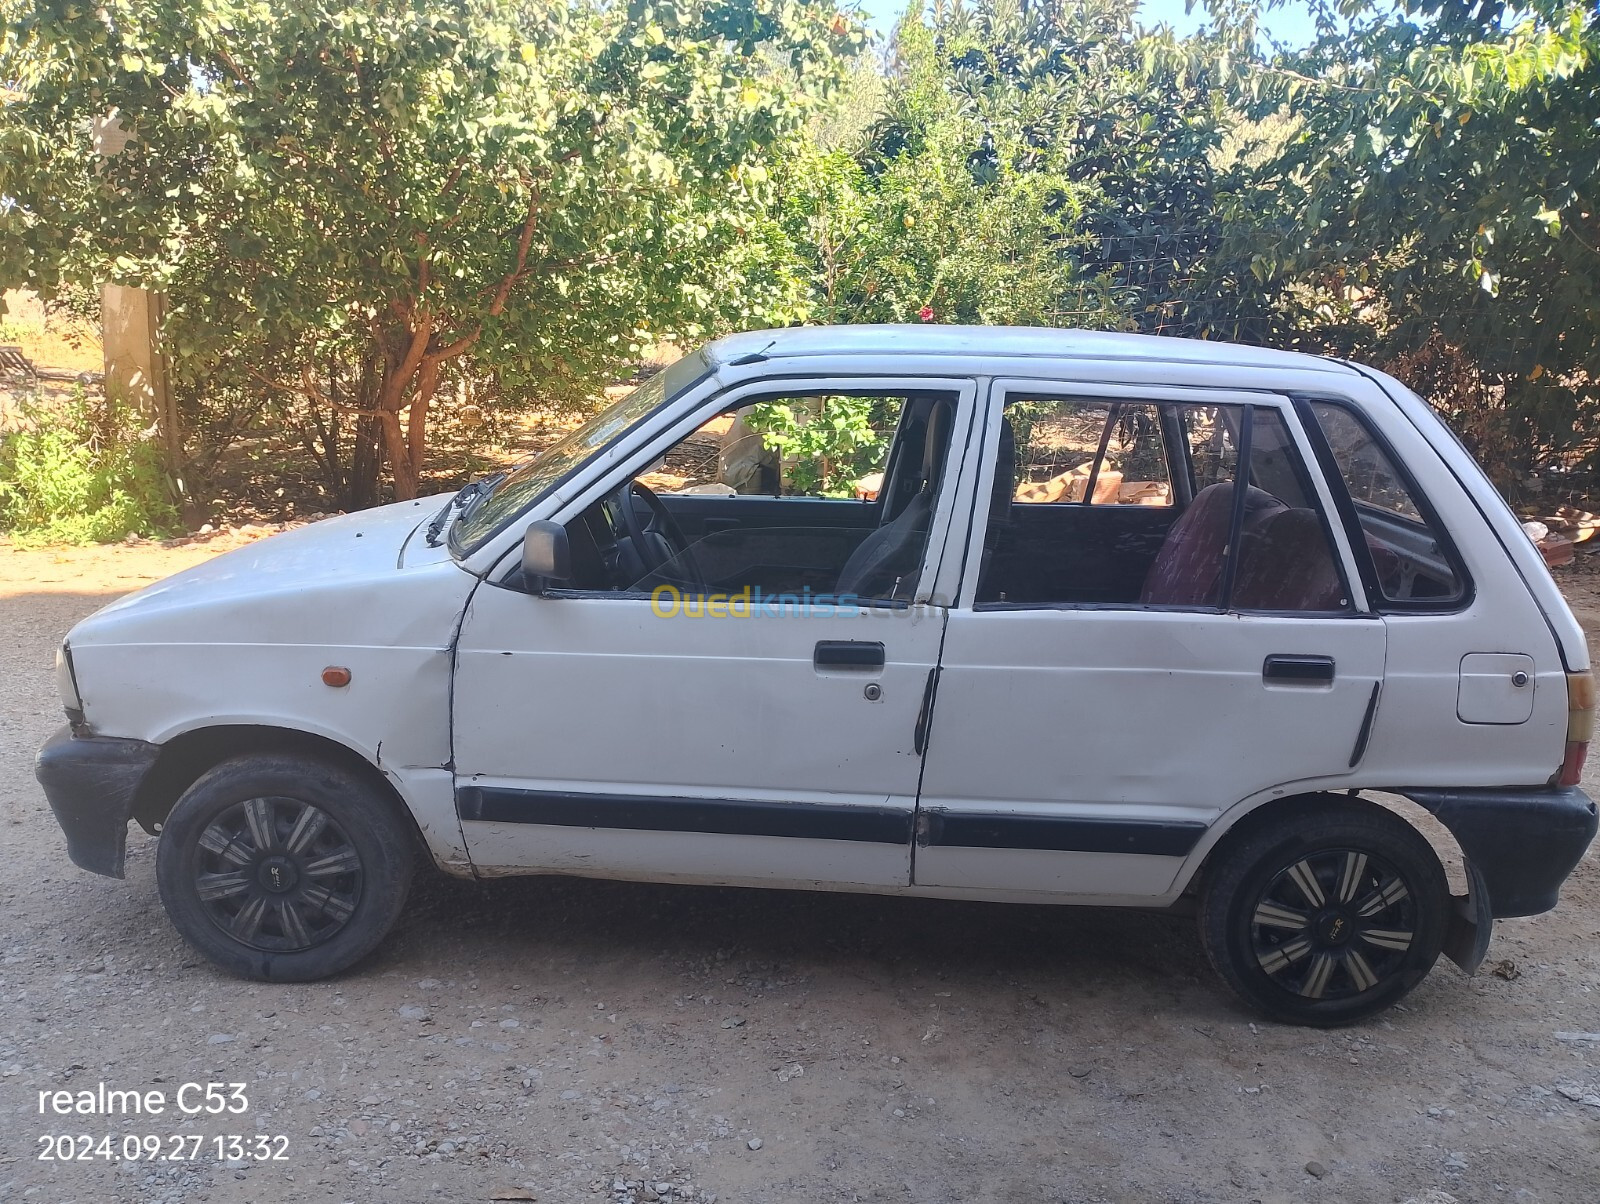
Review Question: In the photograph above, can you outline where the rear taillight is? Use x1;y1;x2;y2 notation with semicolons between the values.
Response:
1560;671;1594;786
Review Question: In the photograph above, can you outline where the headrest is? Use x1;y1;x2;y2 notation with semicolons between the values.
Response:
1139;482;1286;607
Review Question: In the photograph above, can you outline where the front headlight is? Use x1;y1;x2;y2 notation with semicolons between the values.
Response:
55;641;84;723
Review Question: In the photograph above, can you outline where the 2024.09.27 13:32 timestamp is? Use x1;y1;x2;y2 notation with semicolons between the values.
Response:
38;1133;290;1163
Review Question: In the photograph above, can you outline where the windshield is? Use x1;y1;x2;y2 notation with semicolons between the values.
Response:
451;355;708;554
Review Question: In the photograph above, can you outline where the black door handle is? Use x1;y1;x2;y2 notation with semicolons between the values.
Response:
1264;654;1335;683
815;640;885;670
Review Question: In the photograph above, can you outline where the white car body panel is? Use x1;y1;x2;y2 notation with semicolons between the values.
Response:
1359;364;1589;672
48;325;1584;907
64;498;476;872
914;381;1385;896
454;375;978;885
452;593;944;886
1302;374;1568;791
915;608;1388;894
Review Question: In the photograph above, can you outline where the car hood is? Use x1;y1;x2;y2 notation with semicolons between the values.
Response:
72;497;464;648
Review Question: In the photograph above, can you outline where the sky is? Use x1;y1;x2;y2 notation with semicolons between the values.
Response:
852;1;1325;49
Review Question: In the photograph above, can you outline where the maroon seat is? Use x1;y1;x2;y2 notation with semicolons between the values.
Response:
1140;482;1285;607
1233;508;1346;611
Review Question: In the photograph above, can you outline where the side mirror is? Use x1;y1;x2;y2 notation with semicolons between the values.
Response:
521;521;571;588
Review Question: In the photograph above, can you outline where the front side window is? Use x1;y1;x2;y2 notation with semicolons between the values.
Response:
551;390;957;605
640;394;902;501
979;397;1349;613
1305;401;1465;606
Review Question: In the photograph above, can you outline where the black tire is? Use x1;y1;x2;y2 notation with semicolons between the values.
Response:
156;752;415;982
1199;799;1449;1026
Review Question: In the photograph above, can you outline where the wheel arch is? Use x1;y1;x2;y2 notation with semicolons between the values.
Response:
1178;790;1470;895
1177;788;1489;975
131;723;429;856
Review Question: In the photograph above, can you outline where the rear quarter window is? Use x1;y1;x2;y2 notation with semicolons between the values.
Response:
1305;400;1468;609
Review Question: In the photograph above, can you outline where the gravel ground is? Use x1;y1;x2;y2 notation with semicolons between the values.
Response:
2;535;1598;1204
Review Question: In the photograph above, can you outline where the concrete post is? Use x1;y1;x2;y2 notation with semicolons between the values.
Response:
93;111;182;483
99;284;180;472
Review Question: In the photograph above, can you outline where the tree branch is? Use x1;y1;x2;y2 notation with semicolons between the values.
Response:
487;185;543;318
247;366;387;418
377;315;435;413
213;47;251;87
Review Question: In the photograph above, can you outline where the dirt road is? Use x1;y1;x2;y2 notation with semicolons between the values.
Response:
2;536;1598;1203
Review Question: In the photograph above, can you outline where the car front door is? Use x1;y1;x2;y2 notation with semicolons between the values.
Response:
450;375;978;889
913;378;1387;899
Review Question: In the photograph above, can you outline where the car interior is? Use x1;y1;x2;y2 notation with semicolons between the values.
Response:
976;400;1352;610
544;392;958;602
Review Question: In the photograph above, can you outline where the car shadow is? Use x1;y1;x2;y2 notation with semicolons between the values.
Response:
384;867;1212;1004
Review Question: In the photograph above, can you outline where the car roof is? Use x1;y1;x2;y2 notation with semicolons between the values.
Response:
704;324;1358;377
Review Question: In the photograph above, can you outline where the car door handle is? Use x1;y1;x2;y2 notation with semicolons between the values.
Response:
815;640;885;670
1263;655;1335;684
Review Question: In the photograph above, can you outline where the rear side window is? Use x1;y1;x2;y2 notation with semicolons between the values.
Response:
1006;399;1173;506
1305;401;1465;607
1182;405;1240;495
978;399;1349;613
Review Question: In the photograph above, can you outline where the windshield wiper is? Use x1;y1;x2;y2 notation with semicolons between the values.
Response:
424;472;505;547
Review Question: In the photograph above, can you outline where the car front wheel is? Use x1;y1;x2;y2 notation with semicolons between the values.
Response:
156;752;414;981
1199;799;1449;1026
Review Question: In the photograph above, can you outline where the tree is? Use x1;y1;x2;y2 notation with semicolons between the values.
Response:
1230;0;1599;480
0;0;862;503
773;0;1256;333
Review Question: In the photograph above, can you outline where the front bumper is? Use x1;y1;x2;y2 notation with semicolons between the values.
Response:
35;725;161;879
1400;785;1599;918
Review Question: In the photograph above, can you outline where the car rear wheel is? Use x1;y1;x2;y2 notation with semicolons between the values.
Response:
156;752;414;982
1199;800;1449;1026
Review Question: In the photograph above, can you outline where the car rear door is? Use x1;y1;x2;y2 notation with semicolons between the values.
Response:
912;378;1387;899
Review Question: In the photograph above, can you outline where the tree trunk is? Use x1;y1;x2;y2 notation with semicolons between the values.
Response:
380;407;418;501
348;413;383;510
368;315;438;502
369;350;444;503
341;352;382;510
407;358;439;487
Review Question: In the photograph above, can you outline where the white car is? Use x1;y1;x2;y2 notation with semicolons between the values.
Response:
36;326;1598;1025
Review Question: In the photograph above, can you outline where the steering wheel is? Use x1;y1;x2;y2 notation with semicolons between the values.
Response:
613;479;706;591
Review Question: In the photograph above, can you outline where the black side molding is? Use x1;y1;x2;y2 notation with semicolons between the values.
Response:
1349;682;1381;767
913;666;940;755
458;786;912;845
920;810;1206;857
1399;785;1598;918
